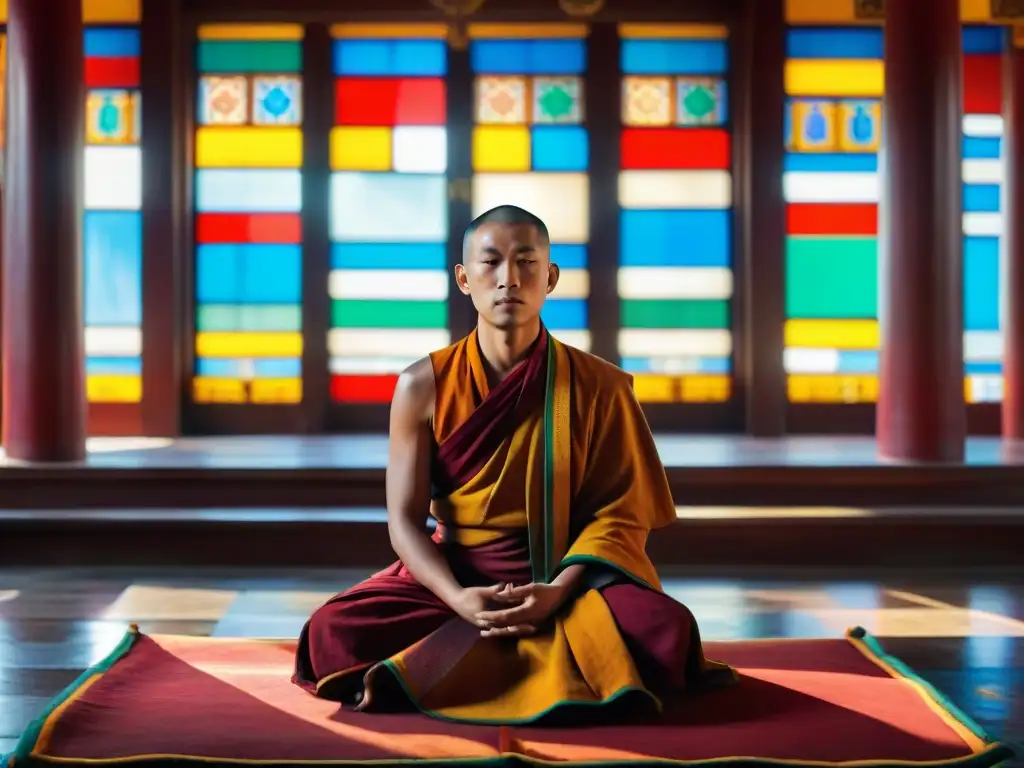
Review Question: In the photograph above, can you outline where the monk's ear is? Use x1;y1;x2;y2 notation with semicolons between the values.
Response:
546;263;560;294
454;264;472;296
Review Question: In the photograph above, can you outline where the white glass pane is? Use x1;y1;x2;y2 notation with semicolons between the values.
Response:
328;269;449;301
472;172;589;244
618;266;732;300
85;146;142;210
782;171;878;203
392;126;448;174
195;169;303;213
328;328;451;357
618;170;732;209
330;172;448;242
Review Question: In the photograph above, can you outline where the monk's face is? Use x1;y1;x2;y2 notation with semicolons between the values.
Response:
455;222;559;330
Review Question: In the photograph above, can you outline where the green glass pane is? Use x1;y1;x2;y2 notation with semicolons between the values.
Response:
197;304;302;332
332;300;447;329
786;237;877;319
621;299;729;329
197;41;302;74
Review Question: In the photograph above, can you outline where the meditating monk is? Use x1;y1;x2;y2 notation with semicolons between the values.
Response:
293;205;736;724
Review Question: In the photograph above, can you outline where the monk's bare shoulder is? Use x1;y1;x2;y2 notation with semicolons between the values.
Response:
391;356;436;426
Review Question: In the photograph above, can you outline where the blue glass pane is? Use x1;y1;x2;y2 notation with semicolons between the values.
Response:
332;39;447;76
471;39;586;75
541;298;587;329
963;184;1001;213
84;211;142;327
620;210;731;267
621;40;727;75
84;28;140;57
962;26;1005;55
531;126;588;171
786;28;882;60
331;242;447;270
549;244;587;269
964;236;1000;331
783;153;878;173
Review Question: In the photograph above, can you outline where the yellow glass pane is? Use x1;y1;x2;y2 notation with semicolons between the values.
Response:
472;125;531;172
251;378;302;404
82;0;140;23
330;126;392;171
785;60;884;98
193;378;247;404
618;23;728;39
468;23;588;39
195;127;303;168
87;374;142;403
682;374;731;402
197;24;304;41
784;319;878;350
196;332;303;358
788;374;878;403
631;374;730;403
961;0;992;22
330;23;448;39
785;0;859;24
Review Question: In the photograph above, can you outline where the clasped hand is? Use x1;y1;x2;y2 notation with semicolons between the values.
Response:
453;582;566;637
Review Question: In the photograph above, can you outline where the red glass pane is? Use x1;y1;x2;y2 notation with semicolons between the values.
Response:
963;55;1001;115
331;374;398;403
85;57;139;88
786;203;877;236
335;77;445;126
620;128;730;170
196;213;303;245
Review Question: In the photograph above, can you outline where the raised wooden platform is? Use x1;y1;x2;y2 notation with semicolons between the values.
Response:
2;507;1022;569
2;435;1024;508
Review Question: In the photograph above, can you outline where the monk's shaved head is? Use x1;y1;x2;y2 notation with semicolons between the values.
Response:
463;205;550;257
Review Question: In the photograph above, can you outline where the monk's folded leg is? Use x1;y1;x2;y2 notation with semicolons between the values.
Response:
293;573;454;703
600;583;736;695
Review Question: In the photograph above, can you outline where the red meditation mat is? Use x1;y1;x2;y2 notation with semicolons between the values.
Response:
7;626;1020;768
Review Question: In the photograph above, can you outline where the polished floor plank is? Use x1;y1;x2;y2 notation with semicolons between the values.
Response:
3;435;1024;469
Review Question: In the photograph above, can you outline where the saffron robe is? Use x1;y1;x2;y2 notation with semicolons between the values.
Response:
293;329;736;724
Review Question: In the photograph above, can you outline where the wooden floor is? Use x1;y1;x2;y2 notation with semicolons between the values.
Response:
4;435;1024;508
1;567;1022;756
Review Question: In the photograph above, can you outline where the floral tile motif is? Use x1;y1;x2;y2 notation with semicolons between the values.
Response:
475;76;528;124
532;76;583;124
253;76;302;126
199;76;248;126
622;76;672;127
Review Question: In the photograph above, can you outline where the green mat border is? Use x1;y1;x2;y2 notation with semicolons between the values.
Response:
6;625;1022;768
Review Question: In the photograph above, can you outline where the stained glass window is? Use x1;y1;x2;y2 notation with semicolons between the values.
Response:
782;27;883;404
470;23;590;351
328;23;450;403
617;24;732;403
193;23;305;405
962;26;1005;404
84;17;143;404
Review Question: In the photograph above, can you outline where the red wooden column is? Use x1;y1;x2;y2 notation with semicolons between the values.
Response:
876;0;965;461
1003;27;1024;439
1;0;86;462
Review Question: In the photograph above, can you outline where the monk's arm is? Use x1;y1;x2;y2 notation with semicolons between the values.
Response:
385;360;464;607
